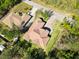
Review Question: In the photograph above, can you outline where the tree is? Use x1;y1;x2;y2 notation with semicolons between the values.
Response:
41;10;53;22
29;48;46;59
0;0;21;18
48;48;58;59
0;44;20;59
73;52;79;59
48;49;76;59
60;16;79;50
57;50;74;59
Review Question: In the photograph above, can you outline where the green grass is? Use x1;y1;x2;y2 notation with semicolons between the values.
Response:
46;21;63;53
0;39;5;44
32;0;79;15
35;10;52;22
11;2;32;13
0;23;20;41
67;42;79;51
0;0;21;18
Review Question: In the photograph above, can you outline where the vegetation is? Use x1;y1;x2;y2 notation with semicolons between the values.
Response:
60;16;79;51
32;0;79;15
48;48;79;59
0;23;20;41
11;2;32;13
63;17;79;35
35;10;53;22
0;39;46;59
1;39;79;59
0;0;21;19
51;16;79;59
0;39;5;44
40;10;53;22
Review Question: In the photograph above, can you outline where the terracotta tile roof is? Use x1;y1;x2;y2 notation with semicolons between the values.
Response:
2;13;13;28
23;19;49;48
11;14;21;27
39;29;48;38
22;14;31;23
2;13;31;28
29;19;45;31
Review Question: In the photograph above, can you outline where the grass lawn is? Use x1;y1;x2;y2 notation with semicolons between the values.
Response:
32;0;79;16
0;39;5;44
0;23;20;41
46;21;63;53
11;2;32;13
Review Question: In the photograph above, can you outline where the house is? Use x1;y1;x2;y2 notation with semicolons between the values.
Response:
23;18;49;48
2;6;39;30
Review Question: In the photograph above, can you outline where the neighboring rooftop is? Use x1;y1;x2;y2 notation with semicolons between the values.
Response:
2;13;31;28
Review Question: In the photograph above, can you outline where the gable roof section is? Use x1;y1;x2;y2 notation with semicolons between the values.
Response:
2;13;31;28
